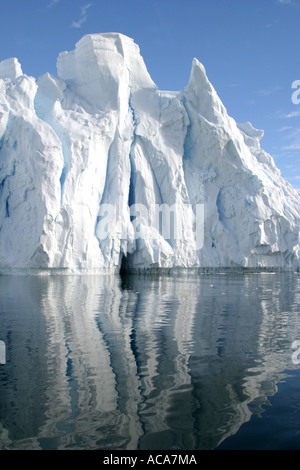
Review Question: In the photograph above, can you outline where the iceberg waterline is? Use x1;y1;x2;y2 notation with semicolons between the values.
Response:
0;32;299;273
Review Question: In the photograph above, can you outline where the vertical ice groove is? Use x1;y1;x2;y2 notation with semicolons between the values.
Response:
127;83;137;208
33;92;69;204
0;161;15;219
98;125;118;208
5;193;10;217
143;135;164;206
58;136;70;203
127;76;163;207
0;176;7;196
181;94;192;163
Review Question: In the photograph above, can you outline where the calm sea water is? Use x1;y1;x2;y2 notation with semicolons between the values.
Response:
0;271;300;450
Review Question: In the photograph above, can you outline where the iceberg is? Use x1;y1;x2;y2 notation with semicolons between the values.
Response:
0;32;299;273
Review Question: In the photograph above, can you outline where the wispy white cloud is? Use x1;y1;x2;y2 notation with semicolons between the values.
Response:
280;126;300;150
283;143;300;150
290;175;300;179
273;123;300;183
254;86;282;96
266;18;279;28
47;0;60;8
277;126;293;132
277;0;300;6
281;110;300;118
71;3;92;28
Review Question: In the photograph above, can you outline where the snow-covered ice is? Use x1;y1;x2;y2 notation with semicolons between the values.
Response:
0;33;299;273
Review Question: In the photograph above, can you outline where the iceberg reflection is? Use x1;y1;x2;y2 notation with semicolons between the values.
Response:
0;272;300;449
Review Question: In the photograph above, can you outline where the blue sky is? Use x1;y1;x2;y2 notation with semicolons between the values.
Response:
1;0;300;190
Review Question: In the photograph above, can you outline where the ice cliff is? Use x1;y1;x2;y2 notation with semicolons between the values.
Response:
0;33;299;272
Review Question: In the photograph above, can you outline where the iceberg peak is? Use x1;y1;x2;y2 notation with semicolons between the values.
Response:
0;57;23;81
56;32;156;112
184;57;228;125
188;58;210;88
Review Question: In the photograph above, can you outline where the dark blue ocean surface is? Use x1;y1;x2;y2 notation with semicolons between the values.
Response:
0;271;300;450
